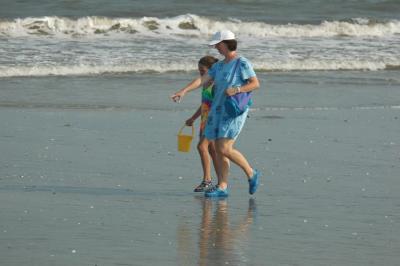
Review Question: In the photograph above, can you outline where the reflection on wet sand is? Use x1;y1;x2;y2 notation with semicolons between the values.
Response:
178;198;257;266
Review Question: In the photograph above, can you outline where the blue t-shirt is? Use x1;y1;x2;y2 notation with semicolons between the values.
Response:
208;57;256;108
205;56;256;140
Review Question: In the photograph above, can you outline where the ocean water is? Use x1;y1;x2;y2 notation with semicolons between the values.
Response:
1;0;400;77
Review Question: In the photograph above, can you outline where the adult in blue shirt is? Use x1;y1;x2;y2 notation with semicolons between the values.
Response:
202;30;261;197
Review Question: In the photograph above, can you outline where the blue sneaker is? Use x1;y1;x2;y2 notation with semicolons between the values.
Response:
248;170;260;195
204;186;229;198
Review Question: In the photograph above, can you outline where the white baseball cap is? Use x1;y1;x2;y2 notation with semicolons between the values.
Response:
208;30;236;46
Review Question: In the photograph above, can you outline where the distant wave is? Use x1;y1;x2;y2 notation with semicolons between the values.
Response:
1;60;399;77
0;63;192;77
256;59;400;72
1;15;400;38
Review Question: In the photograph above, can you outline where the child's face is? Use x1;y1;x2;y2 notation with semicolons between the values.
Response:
198;64;208;76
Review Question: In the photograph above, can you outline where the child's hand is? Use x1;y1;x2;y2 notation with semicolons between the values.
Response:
185;118;195;126
171;91;185;102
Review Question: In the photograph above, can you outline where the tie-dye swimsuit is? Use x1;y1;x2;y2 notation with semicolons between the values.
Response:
199;83;214;136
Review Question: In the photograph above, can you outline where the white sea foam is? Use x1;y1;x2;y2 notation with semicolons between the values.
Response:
1;14;399;77
0;62;194;77
254;59;399;71
1;59;399;77
1;15;400;38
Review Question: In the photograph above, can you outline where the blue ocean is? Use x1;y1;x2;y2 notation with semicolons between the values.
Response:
1;0;399;76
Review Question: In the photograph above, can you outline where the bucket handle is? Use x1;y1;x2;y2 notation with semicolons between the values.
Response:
178;125;194;137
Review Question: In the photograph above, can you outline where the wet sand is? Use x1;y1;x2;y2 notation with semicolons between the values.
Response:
1;71;399;265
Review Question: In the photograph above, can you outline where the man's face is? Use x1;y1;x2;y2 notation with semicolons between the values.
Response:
214;42;227;55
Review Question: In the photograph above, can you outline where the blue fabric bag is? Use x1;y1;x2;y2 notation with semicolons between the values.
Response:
224;58;252;117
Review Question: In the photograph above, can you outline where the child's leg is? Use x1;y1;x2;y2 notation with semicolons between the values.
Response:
197;136;212;181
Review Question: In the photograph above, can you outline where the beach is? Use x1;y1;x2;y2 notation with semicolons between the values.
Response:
1;0;400;264
1;71;399;265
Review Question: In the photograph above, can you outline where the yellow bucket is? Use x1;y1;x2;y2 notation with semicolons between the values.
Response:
177;125;194;152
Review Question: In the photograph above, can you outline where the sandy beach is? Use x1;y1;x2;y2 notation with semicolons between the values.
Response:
1;71;400;265
2;0;400;264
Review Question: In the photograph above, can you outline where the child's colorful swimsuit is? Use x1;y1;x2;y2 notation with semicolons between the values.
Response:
199;84;213;136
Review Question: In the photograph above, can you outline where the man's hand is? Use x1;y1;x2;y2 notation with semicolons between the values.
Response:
225;87;240;96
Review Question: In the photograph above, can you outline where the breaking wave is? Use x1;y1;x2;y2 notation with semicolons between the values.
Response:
1;60;399;77
1;15;400;38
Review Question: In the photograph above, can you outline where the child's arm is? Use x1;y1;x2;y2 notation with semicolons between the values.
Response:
171;77;201;102
185;106;202;126
171;74;213;102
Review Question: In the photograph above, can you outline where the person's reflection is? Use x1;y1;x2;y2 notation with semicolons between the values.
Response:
198;198;257;266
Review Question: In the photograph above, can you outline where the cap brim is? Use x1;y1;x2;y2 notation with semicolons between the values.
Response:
208;40;221;46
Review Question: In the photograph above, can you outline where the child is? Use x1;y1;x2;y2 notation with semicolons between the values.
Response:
171;56;219;192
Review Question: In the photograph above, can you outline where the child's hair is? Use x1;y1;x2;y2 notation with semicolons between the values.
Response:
198;56;219;69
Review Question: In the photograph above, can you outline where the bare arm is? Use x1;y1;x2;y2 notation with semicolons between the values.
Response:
185;106;202;126
225;76;260;96
171;74;213;102
170;76;202;102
